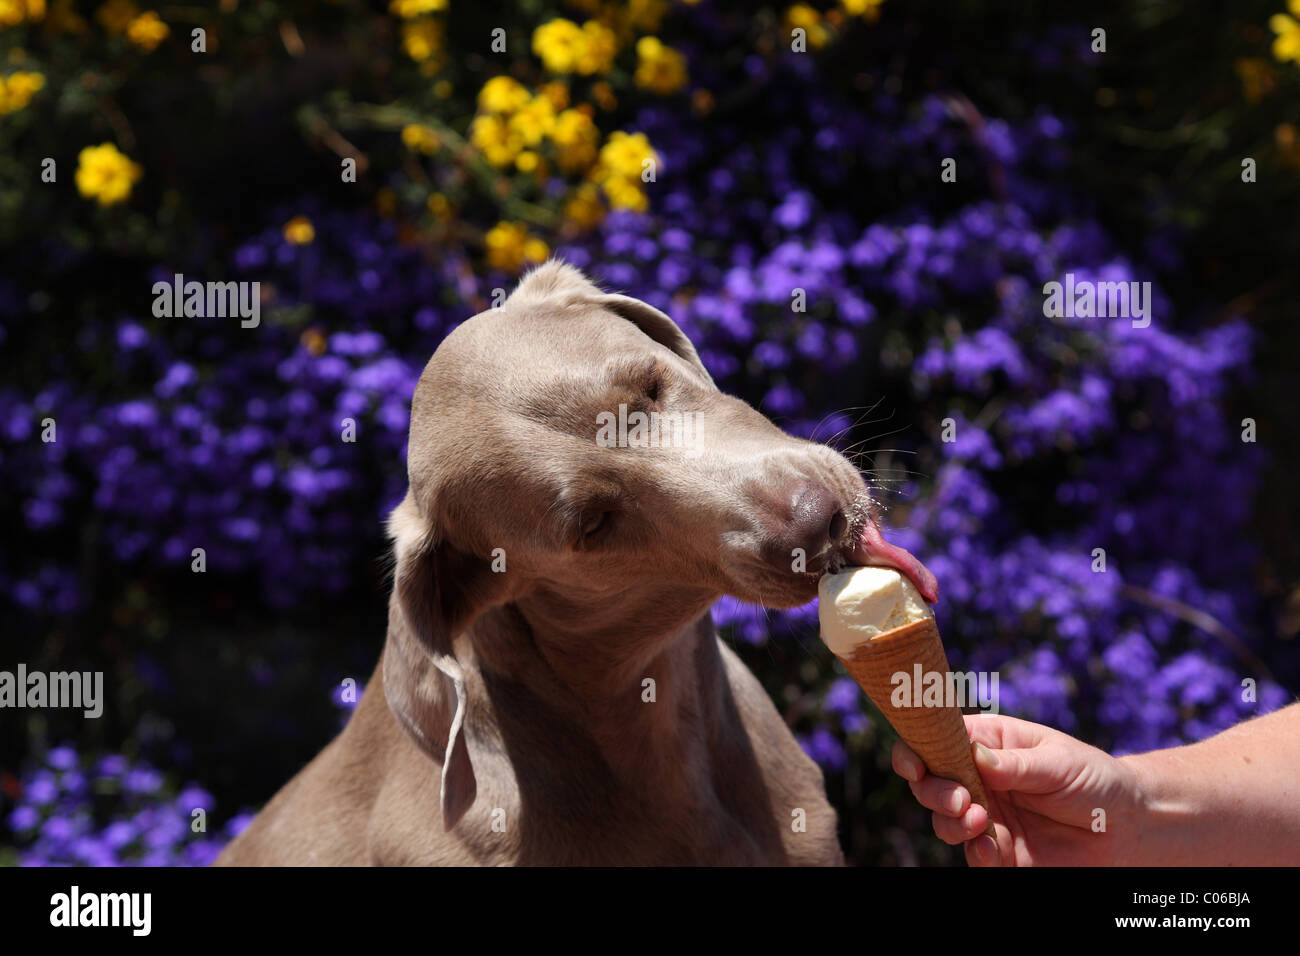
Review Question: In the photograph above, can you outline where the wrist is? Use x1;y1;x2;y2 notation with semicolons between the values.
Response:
1116;749;1203;866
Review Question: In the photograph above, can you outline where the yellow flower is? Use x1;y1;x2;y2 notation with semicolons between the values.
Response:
0;70;42;113
477;75;531;114
388;0;446;18
524;239;550;265
601;177;647;212
283;215;315;245
634;36;688;94
470;114;521;167
551;107;600;172
1274;16;1300;63
0;0;42;26
95;0;138;33
539;80;570;110
532;18;617;75
401;18;442;63
74;142;141;205
4;69;42;95
840;0;884;20
0;70;44;113
507;93;556;148
474;82;596;174
485;221;548;272
514;150;542;174
533;18;584;73
1271;2;1300;62
596;130;657;180
125;11;168;51
590;130;658;212
563;182;605;231
578;20;618;73
401;123;440;155
785;4;829;50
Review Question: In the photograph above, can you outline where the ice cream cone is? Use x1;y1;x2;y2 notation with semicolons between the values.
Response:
833;616;996;838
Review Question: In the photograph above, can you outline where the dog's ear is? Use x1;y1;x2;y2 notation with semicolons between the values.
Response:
598;293;715;387
510;260;714;386
384;495;508;832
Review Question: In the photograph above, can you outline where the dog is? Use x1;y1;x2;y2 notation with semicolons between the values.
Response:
216;261;936;865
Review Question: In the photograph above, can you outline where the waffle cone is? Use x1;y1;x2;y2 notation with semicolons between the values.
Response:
834;617;995;837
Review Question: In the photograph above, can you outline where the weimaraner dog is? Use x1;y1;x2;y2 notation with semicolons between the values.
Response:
216;261;937;866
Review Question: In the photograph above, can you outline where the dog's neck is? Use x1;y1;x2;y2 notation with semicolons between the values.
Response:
382;587;736;806
475;592;731;799
497;587;720;701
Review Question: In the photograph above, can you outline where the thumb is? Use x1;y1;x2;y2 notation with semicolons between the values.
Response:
973;741;1060;793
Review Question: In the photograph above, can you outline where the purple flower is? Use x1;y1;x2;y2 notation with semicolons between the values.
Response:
774;191;814;230
25;776;58;805
9;805;41;831
124;768;163;795
824;678;862;717
799;728;848;772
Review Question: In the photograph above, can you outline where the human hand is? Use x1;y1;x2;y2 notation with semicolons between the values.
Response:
891;713;1143;866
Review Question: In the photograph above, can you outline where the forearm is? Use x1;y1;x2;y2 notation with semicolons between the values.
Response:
1117;702;1300;865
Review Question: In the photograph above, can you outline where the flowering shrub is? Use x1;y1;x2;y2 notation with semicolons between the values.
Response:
2;1;1297;865
3;745;250;866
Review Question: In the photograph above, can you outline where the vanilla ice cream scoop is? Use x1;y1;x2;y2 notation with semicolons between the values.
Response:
818;566;934;657
817;564;995;839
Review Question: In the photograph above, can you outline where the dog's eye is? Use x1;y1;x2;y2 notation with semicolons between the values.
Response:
576;511;613;549
634;363;662;407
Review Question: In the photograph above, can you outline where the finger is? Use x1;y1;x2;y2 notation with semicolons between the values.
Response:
971;742;1064;794
890;738;925;783
965;832;1001;867
963;712;1049;751
932;810;975;846
908;773;969;816
961;801;992;836
937;805;990;845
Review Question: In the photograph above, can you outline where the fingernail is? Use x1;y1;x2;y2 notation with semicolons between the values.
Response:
973;742;999;769
976;834;999;865
949;789;965;814
900;758;920;782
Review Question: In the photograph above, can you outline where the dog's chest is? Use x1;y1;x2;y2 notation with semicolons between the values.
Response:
366;765;794;865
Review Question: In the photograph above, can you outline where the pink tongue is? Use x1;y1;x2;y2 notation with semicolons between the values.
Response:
849;522;940;604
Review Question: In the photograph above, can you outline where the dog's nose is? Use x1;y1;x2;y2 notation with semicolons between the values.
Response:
777;481;846;564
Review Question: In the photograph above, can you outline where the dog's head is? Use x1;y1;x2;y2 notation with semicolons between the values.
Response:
386;261;936;828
